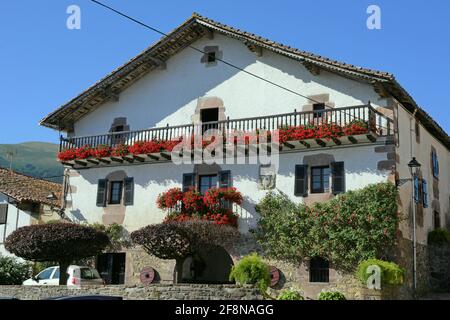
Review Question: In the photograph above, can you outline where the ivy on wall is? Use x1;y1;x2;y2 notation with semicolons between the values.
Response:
253;182;400;272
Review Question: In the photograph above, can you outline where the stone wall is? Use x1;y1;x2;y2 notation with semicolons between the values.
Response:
428;244;450;292
0;284;262;300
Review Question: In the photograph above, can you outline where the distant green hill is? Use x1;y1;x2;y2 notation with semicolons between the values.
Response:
0;142;63;182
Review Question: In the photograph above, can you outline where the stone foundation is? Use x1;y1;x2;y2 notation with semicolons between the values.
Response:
0;284;262;300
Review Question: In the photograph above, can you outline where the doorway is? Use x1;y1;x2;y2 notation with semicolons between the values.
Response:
97;253;126;285
176;245;234;284
201;108;219;133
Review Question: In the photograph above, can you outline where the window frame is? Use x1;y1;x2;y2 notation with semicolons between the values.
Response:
309;257;330;283
312;103;326;119
198;174;218;194
109;181;123;205
310;166;331;194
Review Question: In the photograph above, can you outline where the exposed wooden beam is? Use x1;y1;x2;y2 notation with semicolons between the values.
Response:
302;61;321;76
133;155;145;162
202;26;214;39
160;152;171;160
123;156;135;163
148;57;166;70
147;154;159;161
348;136;358;144
110;157;123;163
243;41;263;57
98;158;111;164
283;142;295;149
315;139;326;147
87;159;99;165
74;160;87;167
299;141;310;148
104;86;120;102
332;138;342;146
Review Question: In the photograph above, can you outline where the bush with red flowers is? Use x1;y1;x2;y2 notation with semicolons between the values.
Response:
93;145;111;158
57;148;77;161
75;145;94;159
343;120;369;136
157;187;243;227
111;144;129;157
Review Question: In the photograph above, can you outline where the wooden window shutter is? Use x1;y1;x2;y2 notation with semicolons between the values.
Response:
413;175;420;204
422;179;428;208
124;177;134;206
96;179;108;207
182;173;195;192
331;162;345;195
294;165;308;197
219;170;231;188
0;204;8;225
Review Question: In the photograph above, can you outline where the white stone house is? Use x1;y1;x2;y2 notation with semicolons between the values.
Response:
0;168;62;257
40;14;449;296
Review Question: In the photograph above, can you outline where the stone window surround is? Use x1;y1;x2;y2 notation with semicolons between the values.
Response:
109;117;130;133
102;170;128;226
302;153;336;206
301;94;335;113
200;46;223;67
192;96;227;125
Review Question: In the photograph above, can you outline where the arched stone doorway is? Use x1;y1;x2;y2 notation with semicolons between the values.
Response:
175;245;234;284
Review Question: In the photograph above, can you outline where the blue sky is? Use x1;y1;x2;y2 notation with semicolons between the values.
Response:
0;0;449;144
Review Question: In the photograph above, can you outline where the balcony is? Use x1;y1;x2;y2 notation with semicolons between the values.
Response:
59;104;394;168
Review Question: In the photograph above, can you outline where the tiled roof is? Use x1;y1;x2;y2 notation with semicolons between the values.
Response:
0;168;62;207
39;13;449;149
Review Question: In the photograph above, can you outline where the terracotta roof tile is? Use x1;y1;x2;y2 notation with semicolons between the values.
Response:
0;168;62;207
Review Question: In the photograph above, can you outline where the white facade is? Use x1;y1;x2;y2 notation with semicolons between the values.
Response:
57;30;449;246
0;194;34;256
66;143;391;234
73;33;386;137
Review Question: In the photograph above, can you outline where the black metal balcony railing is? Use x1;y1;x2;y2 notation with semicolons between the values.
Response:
60;104;394;152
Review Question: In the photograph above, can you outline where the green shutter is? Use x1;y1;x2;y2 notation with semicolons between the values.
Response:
331;162;345;195
124;177;134;206
182;173;195;192
96;179;108;207
219;170;231;188
294;165;308;197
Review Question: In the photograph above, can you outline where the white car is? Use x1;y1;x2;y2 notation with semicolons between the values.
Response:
23;266;104;286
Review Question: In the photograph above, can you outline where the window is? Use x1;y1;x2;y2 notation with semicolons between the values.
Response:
109;181;123;204
199;175;218;194
309;257;329;283
311;166;331;193
201;108;219;133
207;51;216;63
113;125;124;132
51;268;60;280
313;103;325;119
415;122;420;142
37;268;54;281
434;211;441;230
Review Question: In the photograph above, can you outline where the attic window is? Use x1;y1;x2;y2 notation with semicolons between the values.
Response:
207;52;216;63
201;46;222;67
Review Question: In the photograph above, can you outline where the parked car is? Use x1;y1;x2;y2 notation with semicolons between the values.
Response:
23;265;104;286
23;266;60;286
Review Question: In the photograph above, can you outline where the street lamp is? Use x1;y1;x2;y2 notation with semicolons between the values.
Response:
407;157;421;298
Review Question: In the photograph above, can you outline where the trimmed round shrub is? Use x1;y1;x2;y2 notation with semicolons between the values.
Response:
0;254;31;285
131;223;191;259
229;253;270;292
5;223;109;262
5;223;109;284
318;291;346;300
428;229;450;245
357;258;405;286
277;289;304;300
170;220;240;251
